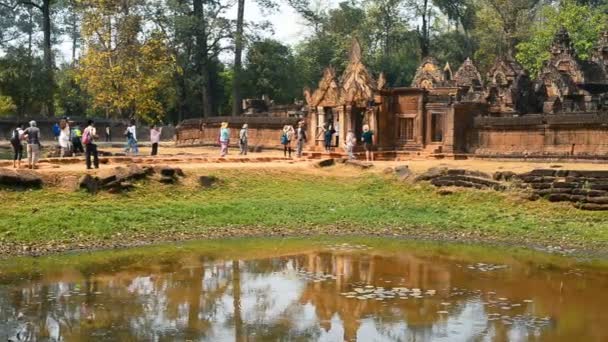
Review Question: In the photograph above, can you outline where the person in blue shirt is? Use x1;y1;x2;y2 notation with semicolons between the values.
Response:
219;122;230;157
52;122;60;141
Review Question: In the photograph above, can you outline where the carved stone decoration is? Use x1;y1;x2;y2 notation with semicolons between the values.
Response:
593;31;608;78
443;62;453;82
377;72;387;90
411;57;447;89
454;58;483;90
486;56;535;114
535;28;608;113
310;67;341;108
339;38;377;107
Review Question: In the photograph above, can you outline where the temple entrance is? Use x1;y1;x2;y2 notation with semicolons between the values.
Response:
430;112;443;142
352;107;365;140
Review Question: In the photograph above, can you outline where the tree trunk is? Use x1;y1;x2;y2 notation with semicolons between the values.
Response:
42;0;55;117
419;0;430;57
231;0;245;117
193;0;213;117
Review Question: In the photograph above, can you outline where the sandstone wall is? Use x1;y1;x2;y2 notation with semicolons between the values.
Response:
470;114;608;158
176;116;300;148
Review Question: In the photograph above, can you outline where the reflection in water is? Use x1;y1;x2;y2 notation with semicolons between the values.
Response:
1;241;607;341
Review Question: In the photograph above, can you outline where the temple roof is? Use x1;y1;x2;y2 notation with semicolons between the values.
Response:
339;38;377;105
454;58;483;89
309;67;341;107
411;57;447;89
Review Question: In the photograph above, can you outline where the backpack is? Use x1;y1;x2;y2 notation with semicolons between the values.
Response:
10;129;20;143
280;133;288;145
82;129;91;145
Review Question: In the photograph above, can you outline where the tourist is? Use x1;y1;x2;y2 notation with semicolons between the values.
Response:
345;129;356;160
124;120;139;155
9;123;24;168
150;124;162;156
105;125;111;142
83;120;99;169
239;124;248;155
219;122;230;157
22;120;41;169
281;125;295;158
58;118;71;157
296;121;307;158
361;124;374;162
52;122;60;141
324;124;336;153
71;124;84;154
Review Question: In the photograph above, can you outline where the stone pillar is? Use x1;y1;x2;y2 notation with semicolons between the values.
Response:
317;106;325;146
443;106;455;153
308;107;317;149
338;106;347;149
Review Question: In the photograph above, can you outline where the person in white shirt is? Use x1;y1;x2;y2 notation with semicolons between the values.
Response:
239;124;248;155
124;120;139;155
150;124;162;156
83;120;99;169
58;118;71;157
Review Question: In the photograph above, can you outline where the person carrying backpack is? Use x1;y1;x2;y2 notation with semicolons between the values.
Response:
281;125;294;158
124;120;139;155
10;123;24;168
82;120;99;169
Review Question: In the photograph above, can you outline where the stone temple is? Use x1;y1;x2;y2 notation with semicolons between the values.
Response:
304;29;608;159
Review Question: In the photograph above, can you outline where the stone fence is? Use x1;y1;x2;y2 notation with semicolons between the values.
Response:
176;116;301;148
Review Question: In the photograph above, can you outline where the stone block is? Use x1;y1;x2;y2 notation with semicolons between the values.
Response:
199;175;219;188
579;203;608;211
0;169;43;189
584;196;608;204
394;165;412;179
314;159;335;168
552;182;580;189
547;194;572;202
530;169;556;177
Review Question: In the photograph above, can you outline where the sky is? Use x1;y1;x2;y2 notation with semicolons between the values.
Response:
56;0;341;64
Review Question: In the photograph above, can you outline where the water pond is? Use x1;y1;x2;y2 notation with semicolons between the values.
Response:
0;237;607;341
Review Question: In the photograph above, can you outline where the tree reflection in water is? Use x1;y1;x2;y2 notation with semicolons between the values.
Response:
1;242;607;341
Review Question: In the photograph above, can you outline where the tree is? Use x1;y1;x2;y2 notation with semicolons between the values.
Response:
76;0;174;122
0;96;17;116
0;47;48;117
0;0;58;116
243;39;300;103
516;0;608;75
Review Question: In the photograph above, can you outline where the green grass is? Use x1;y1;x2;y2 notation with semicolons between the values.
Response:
1;168;608;250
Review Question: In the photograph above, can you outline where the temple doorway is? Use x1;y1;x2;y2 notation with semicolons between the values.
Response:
351;107;365;140
430;112;443;142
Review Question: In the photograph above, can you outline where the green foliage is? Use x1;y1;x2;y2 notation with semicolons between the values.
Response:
516;0;608;76
0;96;16;116
1;170;608;249
243;39;301;103
0;47;49;117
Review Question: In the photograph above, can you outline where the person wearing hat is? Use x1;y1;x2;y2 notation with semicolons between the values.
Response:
296;121;307;158
239;124;248;155
361;124;374;162
219;122;230;157
22;120;41;169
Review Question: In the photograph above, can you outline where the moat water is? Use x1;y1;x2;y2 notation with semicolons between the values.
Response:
0;237;606;341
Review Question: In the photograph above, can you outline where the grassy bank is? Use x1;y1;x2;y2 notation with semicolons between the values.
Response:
1;167;608;256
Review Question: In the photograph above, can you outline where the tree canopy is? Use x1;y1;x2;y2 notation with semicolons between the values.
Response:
0;0;607;122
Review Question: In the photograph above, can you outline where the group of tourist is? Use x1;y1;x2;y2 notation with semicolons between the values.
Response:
217;121;308;159
319;123;374;162
8;119;164;170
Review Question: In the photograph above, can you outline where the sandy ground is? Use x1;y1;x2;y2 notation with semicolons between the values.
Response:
2;141;608;176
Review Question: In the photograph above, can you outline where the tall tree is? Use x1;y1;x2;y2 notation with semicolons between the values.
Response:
231;0;245;116
0;0;57;116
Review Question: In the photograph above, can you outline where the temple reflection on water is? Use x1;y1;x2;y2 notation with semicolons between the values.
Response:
1;244;608;341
